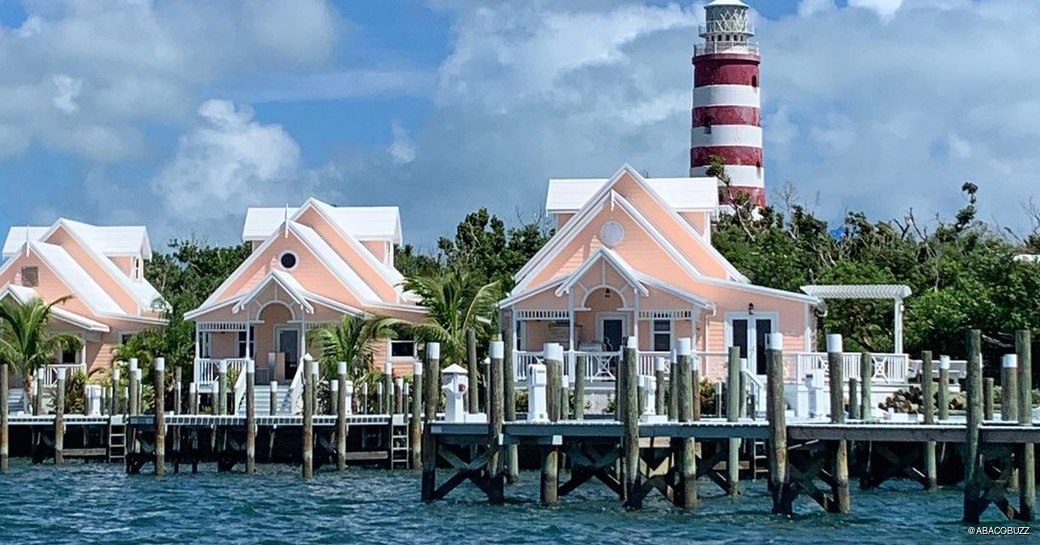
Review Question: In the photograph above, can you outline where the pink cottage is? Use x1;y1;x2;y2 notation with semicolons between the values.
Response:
502;165;827;391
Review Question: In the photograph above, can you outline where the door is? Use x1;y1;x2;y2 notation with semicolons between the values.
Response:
730;317;775;375
276;327;300;381
601;318;624;353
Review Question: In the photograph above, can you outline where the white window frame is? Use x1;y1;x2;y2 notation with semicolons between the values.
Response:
201;332;213;359
723;311;779;370
651;318;673;352
237;326;255;359
389;339;416;359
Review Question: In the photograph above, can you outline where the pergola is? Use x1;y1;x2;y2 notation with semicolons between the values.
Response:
800;284;913;354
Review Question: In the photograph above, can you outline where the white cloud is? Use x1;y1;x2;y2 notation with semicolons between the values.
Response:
0;0;344;161
51;74;82;114
388;122;417;165
848;0;905;21
152;99;339;223
798;0;836;17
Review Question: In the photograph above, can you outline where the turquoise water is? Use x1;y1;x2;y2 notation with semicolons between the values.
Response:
0;462;1036;544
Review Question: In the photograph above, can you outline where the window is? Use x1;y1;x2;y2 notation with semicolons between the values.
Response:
653;319;672;352
704;115;713;135
21;266;38;288
60;348;77;364
516;321;527;350
279;251;298;270
237;326;255;358
751;75;759;88
132;257;143;280
390;339;416;358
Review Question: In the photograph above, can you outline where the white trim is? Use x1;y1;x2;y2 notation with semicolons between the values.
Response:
274;325;300;361
301;199;405;285
700;276;820;304
555;247;648;298
499;279;566;308
580;284;628;309
514;309;570;321
639;309;695;320
233;271;314;314
650;317;674;352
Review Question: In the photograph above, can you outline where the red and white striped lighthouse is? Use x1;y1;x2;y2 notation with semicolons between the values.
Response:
689;0;764;207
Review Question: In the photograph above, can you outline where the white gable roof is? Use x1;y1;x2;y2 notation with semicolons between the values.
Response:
546;177;719;213
242;202;403;244
29;241;125;316
0;284;111;332
4;222;151;259
290;222;381;302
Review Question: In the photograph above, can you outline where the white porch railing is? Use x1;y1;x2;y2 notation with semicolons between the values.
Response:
511;350;911;385
282;362;305;415
193;358;250;393
37;363;87;389
908;358;968;381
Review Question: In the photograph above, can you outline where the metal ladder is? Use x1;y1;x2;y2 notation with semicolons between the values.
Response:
389;416;410;469
750;439;768;479
108;416;126;463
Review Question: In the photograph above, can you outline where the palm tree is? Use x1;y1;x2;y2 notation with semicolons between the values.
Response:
312;314;410;384
404;267;500;365
0;296;82;414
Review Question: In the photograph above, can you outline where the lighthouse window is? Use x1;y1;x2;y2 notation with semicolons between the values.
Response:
752;76;759;88
704;116;713;135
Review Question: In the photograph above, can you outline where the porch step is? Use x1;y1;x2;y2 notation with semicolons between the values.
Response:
236;387;296;416
6;388;27;415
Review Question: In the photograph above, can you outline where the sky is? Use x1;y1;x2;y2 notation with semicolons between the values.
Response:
0;0;1037;254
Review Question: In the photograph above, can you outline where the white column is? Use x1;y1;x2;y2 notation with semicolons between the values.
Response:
245;307;252;361
567;290;576;377
300;304;307;363
79;332;86;370
632;288;640;340
894;298;904;354
194;326;201;360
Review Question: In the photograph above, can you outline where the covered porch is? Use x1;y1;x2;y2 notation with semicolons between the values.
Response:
190;271;354;395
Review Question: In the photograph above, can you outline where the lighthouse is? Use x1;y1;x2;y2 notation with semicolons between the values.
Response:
689;0;764;207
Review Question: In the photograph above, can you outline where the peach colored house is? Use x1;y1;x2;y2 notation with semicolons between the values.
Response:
502;165;824;384
0;219;167;384
185;199;425;406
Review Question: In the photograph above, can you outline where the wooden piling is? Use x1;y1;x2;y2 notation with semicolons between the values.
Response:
1016;330;1035;521
655;357;667;417
848;378;860;420
669;358;679;421
409;360;423;470
937;355;951;421
622;337;641;508
54;368;66;465
574;354;586;420
129;358;140;416
963;330;983;523
245;359;255;474
541;343;562;506
504;325;519;484
395;378;405;415
217;360;227;416
726;346;741;496
677;338;697;509
0;362;8;472
421;343;441;502
467;329;479;414
921;351;937;490
545;344;562;422
174;368;182;415
154;358;166;475
269;382;277;415
826;335;850;514
983;378;995;421
302;356;314;479
859;352;872;420
691;360;701;422
189;383;198;415
1001;354;1018;422
330;380;339;415
489;340;505;505
337;362;347;472
767;333;790;516
385;361;394;416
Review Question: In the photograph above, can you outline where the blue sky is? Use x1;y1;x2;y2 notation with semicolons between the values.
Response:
0;0;1036;253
